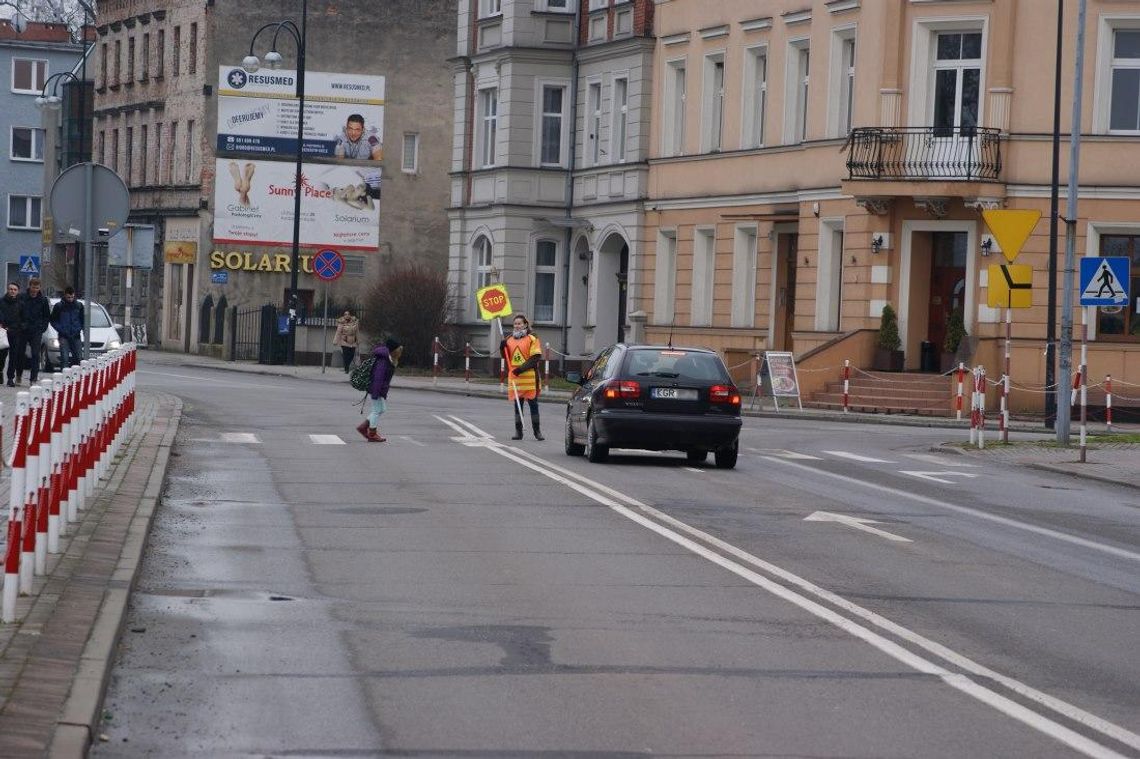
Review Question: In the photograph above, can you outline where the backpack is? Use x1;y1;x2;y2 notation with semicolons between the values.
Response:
349;356;376;392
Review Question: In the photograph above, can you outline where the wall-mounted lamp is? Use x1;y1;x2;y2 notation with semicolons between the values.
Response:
578;248;594;262
980;235;998;257
871;235;884;254
812;202;820;217
870;231;891;254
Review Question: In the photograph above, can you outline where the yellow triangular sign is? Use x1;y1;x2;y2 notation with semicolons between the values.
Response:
982;209;1041;262
511;347;524;365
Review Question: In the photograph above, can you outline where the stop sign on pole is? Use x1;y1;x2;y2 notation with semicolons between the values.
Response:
476;283;512;320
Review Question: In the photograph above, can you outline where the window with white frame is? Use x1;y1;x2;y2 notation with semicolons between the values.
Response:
478;0;502;18
589;0;608;10
589;14;606;42
664;60;687;156
691;228;715;326
829;30;857;138
10;127;44;161
588;80;603;165
615;8;633;36
402;132;419;173
533;240;558;322
1109;28;1140;132
12;58;47;94
8;195;41;229
653;230;677;325
539;0;571;10
539;84;567;166
742;47;767;149
815;224;844;332
785;42;811;143
730;226;757;328
474;236;494;293
478;88;498;168
932;31;981;136
612;76;629;162
702;53;726;152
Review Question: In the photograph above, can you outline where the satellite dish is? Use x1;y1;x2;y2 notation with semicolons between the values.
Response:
10;12;28;34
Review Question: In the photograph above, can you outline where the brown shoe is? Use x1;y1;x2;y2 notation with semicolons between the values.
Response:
367;427;386;443
356;420;370;440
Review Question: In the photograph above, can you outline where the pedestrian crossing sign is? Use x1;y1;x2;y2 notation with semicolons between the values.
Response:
18;255;39;275
1079;257;1130;307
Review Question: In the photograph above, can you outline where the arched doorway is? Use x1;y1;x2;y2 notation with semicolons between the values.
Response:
595;233;629;346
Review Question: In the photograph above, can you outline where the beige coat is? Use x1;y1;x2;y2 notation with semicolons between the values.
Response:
333;316;359;347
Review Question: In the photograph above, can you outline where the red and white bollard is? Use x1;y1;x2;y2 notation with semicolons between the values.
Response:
22;388;42;590
432;336;441;386
543;345;552;391
842;360;851;414
3;394;29;623
1105;375;1113;432
955;363;966;421
464;343;472;383
977;367;987;450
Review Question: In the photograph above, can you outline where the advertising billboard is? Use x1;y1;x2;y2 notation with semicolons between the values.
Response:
217;66;385;160
212;159;381;251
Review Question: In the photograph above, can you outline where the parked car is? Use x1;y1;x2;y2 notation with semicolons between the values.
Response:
39;299;124;372
564;344;743;468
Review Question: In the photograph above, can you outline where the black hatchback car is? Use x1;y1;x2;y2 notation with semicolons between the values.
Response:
564;344;743;468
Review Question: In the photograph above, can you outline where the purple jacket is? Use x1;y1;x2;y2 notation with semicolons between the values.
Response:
369;345;396;399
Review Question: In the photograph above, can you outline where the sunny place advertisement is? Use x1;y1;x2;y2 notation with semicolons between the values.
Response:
217;66;385;160
212;159;380;251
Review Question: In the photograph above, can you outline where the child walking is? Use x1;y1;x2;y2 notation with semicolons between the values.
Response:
356;338;402;442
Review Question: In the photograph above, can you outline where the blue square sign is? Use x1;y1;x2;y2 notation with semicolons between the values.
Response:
211;271;229;284
1080;257;1130;307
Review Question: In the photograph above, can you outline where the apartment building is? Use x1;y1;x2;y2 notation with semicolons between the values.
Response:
643;0;1140;412
448;0;655;358
94;0;456;357
0;20;83;286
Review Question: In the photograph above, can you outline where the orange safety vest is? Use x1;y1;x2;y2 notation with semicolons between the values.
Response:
504;333;542;400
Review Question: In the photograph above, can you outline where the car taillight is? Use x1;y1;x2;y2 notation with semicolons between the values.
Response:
603;380;641;400
709;384;741;405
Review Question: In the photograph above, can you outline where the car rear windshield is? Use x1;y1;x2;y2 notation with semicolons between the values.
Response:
624;349;731;383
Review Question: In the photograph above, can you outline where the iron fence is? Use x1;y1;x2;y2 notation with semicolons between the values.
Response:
846;126;1002;181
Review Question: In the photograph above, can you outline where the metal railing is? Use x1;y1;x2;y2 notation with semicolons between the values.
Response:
846;126;1002;181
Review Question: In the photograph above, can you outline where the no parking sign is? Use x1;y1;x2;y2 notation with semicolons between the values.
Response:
313;249;345;282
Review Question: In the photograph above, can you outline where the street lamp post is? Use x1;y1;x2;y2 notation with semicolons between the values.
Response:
243;0;308;365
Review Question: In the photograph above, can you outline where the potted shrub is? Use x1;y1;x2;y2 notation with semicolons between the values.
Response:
873;304;904;371
941;308;966;373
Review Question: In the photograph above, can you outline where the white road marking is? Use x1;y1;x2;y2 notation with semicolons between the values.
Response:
397;435;426;447
683;466;703;473
219;432;260;444
823;450;893;463
904;453;980;468
447;415;494;439
901;470;981;485
447;423;1136;757
804;511;913;543
764;457;1140;563
309;434;345;445
747;447;822;460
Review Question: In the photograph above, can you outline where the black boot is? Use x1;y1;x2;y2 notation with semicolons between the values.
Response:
532;420;544;441
511;422;524;440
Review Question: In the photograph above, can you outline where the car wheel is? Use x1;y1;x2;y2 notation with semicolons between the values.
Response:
585;417;608;463
714;439;739;469
564;414;584;457
686;449;708;463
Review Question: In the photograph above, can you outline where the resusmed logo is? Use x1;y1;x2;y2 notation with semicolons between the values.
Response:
227;69;248;89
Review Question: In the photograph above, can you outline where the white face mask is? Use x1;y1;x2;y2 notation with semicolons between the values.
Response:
512;328;527;339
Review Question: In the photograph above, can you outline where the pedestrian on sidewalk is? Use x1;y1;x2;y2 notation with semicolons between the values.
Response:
15;277;49;384
50;286;84;368
333;310;360;373
500;313;544;441
356;337;402;443
0;282;18;385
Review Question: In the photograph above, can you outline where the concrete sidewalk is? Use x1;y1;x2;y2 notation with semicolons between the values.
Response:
0;350;1134;757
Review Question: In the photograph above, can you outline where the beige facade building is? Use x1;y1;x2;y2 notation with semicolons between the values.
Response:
641;0;1140;413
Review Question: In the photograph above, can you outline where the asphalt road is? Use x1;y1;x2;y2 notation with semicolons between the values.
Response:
92;363;1140;758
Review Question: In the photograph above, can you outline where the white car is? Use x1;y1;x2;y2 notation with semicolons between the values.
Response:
39;298;124;372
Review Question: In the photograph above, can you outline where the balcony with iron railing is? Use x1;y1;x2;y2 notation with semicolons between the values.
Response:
841;126;1005;209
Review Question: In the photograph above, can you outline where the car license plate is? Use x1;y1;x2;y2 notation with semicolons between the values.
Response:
652;387;697;400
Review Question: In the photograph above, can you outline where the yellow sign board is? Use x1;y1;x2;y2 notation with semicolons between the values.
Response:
475;283;513;321
982;209;1041;262
988;264;1033;308
164;240;198;264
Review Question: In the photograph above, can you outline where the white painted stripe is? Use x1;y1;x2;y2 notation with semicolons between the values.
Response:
475;441;1132;757
746;448;822;459
823;450;892;463
397;436;426;447
683;466;703;473
220;432;260;444
765;456;1140;563
447;415;494;439
903;453;980;467
309;434;345;445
